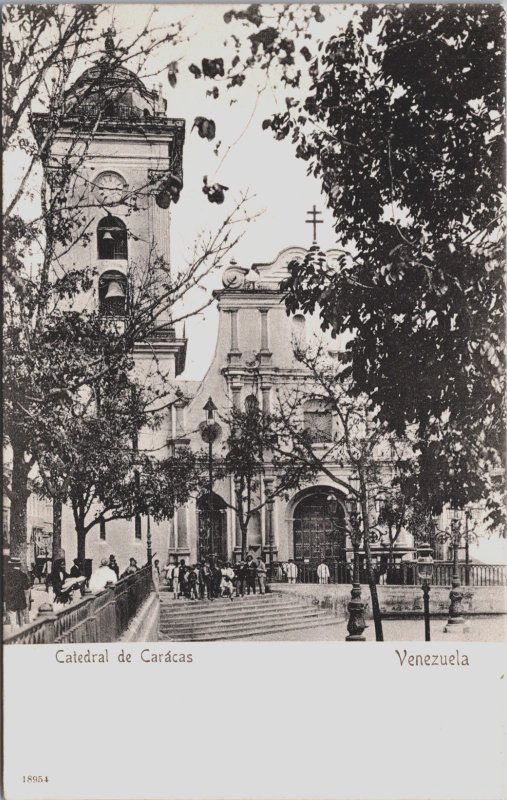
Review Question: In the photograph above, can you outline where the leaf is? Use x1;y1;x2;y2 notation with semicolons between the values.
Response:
188;63;202;79
202;178;229;204
192;116;216;140
167;61;178;87
249;27;278;54
311;5;325;23
202;58;225;79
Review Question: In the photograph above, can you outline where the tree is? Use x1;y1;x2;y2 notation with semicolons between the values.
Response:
202;4;505;527
30;350;199;565
273;6;505;524
274;341;423;642
205;397;317;561
3;7;251;569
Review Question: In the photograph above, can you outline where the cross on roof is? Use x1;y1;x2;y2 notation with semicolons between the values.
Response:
305;205;323;244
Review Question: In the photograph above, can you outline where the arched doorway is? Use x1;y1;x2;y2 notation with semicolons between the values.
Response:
197;493;227;563
293;491;346;572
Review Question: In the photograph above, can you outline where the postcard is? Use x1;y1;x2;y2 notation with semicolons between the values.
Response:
3;4;506;800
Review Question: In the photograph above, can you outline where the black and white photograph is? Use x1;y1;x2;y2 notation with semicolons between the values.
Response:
3;1;505;647
2;2;506;798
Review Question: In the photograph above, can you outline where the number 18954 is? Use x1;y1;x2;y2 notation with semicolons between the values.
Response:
22;776;49;783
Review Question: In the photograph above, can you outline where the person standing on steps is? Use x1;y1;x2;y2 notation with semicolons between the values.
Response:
177;559;186;599
221;562;235;600
235;561;246;597
212;560;222;600
202;560;214;600
188;565;199;600
286;559;298;584
245;555;257;595
256;556;267;595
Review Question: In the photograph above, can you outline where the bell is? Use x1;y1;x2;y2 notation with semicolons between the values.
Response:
101;231;114;240
104;280;125;299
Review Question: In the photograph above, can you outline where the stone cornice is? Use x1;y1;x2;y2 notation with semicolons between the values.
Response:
134;336;187;375
214;289;285;309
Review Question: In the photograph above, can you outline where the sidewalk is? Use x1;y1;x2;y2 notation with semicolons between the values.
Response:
250;615;507;641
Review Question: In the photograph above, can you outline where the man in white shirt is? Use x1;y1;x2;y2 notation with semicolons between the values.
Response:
172;562;181;599
221;562;235;599
88;558;118;593
285;559;298;583
317;560;330;584
256;557;267;594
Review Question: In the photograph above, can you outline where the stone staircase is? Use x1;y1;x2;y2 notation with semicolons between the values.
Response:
158;590;337;641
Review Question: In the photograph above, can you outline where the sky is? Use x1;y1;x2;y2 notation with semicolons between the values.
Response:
108;4;354;378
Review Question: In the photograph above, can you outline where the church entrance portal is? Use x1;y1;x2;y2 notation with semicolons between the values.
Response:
293;492;346;576
197;493;227;563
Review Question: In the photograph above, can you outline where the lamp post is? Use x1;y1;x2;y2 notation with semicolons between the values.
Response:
463;510;479;586
327;493;366;642
264;476;275;579
199;398;221;561
417;545;434;641
436;509;466;631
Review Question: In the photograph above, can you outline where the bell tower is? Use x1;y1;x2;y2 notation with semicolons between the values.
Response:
32;30;187;379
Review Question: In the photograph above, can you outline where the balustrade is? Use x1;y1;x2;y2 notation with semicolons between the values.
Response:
4;564;154;645
268;561;506;587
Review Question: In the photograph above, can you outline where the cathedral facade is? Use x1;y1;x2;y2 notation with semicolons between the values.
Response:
5;56;415;577
168;247;364;570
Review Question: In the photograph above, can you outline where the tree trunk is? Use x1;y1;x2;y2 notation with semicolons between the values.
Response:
359;478;384;642
8;441;31;571
388;540;395;571
76;522;87;571
52;498;63;562
240;520;248;561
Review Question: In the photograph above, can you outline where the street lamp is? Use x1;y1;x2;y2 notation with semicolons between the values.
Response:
417;545;434;642
199;397;221;561
436;509;466;631
463;510;479;586
327;493;366;642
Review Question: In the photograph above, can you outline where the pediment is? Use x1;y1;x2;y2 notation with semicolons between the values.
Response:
251;246;343;289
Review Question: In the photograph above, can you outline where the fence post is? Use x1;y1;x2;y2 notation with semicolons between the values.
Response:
36;603;57;643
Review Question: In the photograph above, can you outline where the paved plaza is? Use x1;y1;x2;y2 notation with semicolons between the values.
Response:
249;615;507;642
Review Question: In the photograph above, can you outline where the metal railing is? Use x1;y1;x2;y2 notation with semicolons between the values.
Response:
268;561;507;587
4;564;153;645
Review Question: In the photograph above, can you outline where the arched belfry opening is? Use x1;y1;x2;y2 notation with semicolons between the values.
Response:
197;492;228;563
97;216;128;260
99;270;127;317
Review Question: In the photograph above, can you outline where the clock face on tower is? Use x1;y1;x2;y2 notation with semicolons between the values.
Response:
222;266;248;288
93;171;128;205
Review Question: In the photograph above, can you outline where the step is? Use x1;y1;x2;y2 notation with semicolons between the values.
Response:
160;594;297;608
160;601;308;619
159;609;330;635
160;607;328;627
160;606;317;625
159;616;339;641
159;601;307;620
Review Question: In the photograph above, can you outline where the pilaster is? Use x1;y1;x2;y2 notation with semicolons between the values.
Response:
227;309;242;365
258;308;272;366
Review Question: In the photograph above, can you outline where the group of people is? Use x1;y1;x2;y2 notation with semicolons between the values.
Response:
3;552;143;631
164;555;268;600
63;554;141;596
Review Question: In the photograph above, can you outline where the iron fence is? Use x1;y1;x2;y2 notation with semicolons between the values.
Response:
268;561;506;587
4;564;153;645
